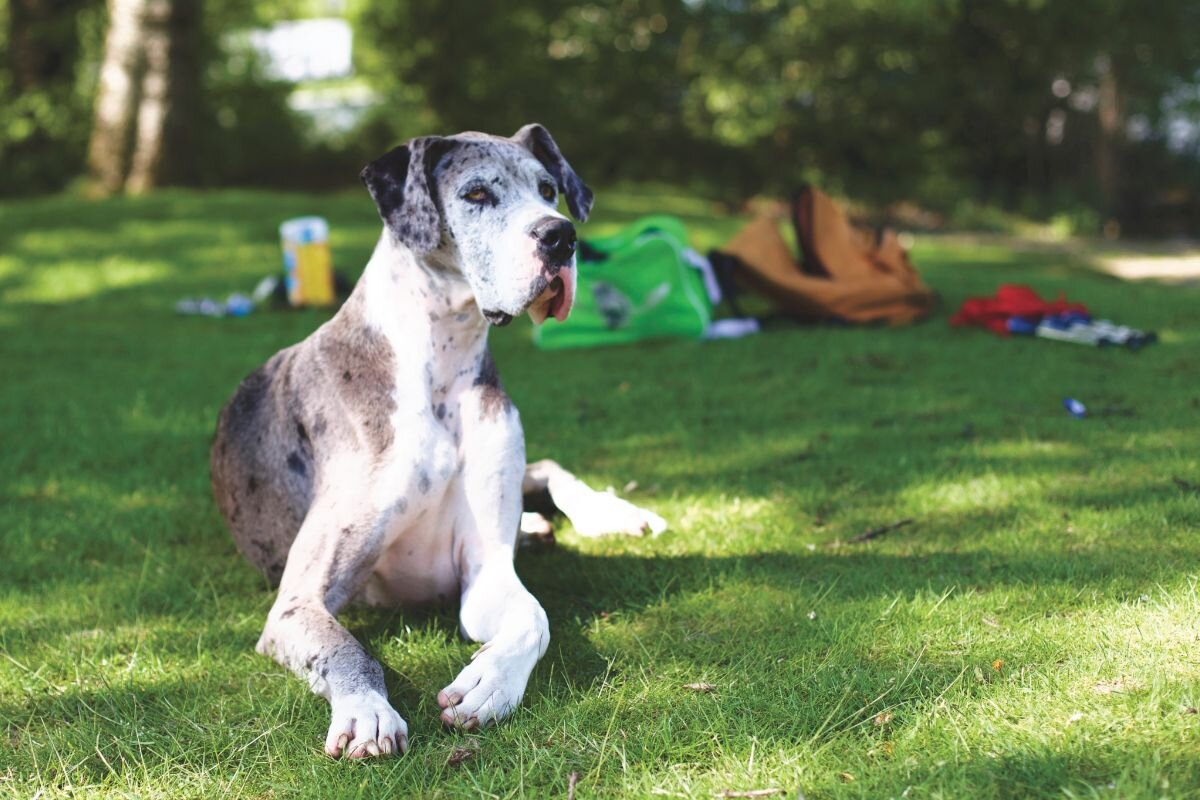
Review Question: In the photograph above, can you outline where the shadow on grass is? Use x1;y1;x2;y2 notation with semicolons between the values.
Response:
7;545;1194;798
4;537;1184;707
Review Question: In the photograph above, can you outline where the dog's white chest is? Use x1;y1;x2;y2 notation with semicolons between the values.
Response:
362;489;463;606
360;409;465;606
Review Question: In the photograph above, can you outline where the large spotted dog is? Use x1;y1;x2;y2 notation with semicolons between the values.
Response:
209;125;665;759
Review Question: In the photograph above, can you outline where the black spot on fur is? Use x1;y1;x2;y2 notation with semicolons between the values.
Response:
247;475;259;493
342;370;352;382
280;607;298;619
474;350;512;418
286;451;307;476
418;469;431;494
436;402;447;420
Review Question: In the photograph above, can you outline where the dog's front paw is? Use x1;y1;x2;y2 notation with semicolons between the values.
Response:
437;646;536;730
569;490;668;537
326;690;409;758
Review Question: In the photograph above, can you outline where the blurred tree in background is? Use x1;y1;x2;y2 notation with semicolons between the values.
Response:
1;0;308;195
2;0;104;191
2;0;1198;232
87;0;203;194
355;0;1200;231
353;0;730;188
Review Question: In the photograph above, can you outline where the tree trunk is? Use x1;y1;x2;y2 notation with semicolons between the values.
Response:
88;0;147;194
124;0;171;193
86;0;203;195
1094;54;1122;216
158;0;204;186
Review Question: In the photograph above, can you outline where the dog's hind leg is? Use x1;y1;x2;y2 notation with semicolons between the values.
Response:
522;459;667;537
255;490;408;759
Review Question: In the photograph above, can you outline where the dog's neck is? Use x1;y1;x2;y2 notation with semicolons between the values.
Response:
355;232;492;398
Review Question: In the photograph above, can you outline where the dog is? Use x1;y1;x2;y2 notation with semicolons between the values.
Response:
209;125;665;760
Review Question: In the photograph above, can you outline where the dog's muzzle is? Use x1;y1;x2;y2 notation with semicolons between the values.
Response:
481;218;578;327
524;217;578;326
532;217;577;266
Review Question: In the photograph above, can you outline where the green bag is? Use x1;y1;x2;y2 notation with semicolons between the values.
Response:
533;215;712;350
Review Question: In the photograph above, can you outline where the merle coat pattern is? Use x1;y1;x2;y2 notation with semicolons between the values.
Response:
210;125;665;759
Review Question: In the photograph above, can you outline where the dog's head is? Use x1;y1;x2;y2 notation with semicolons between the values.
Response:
360;124;594;326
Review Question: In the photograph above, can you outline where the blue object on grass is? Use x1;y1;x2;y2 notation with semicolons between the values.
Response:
1063;397;1087;418
1006;316;1039;335
225;293;254;317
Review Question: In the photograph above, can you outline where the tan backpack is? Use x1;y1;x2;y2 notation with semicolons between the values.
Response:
714;186;936;325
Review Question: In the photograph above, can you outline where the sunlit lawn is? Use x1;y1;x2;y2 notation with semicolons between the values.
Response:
1;186;1198;799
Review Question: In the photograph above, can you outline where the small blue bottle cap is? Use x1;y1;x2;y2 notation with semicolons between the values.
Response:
1063;397;1087;418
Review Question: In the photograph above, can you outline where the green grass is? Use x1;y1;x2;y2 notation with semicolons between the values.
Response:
2;185;1199;799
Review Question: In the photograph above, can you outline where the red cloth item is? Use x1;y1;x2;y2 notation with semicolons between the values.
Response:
950;284;1089;336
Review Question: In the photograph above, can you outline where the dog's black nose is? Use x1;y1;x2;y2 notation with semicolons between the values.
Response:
531;217;577;264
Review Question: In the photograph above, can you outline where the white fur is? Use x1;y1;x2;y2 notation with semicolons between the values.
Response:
325;689;409;758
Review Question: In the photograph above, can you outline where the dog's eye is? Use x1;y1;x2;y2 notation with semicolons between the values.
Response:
463;187;493;204
538;182;556;202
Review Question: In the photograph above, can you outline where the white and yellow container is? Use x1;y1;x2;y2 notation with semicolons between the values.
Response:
279;216;335;307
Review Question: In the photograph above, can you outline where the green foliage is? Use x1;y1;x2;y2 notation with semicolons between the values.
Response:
351;0;1200;228
4;0;1200;227
189;46;311;187
2;187;1200;797
0;0;341;195
0;0;105;195
351;0;747;190
0;80;81;188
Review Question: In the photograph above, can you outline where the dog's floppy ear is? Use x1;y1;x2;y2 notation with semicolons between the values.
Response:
511;123;594;222
360;136;453;253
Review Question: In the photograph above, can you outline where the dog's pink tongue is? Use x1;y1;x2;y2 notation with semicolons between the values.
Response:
550;266;576;322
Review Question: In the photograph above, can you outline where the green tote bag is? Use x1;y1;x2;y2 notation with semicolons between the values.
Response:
533;215;712;350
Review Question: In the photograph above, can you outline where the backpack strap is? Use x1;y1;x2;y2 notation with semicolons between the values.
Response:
789;185;828;277
706;249;750;319
577;239;608;262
